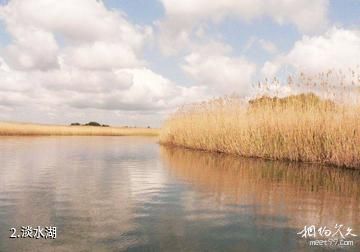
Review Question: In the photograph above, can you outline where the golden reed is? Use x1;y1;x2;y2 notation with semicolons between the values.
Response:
160;71;360;169
0;122;159;136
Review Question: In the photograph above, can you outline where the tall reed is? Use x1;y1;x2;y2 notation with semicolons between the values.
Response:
160;71;360;169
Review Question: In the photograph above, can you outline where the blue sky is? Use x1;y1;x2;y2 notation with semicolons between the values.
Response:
104;0;164;24
0;0;359;126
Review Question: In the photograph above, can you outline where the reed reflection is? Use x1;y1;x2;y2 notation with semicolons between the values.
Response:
161;146;360;231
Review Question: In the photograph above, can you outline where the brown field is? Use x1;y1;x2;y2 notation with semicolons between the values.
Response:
0;122;159;137
160;93;360;169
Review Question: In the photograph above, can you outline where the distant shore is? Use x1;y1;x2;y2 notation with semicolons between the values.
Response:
0;122;159;137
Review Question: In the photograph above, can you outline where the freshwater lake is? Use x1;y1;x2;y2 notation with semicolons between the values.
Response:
0;137;359;251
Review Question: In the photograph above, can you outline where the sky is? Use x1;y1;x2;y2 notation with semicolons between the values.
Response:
0;0;359;127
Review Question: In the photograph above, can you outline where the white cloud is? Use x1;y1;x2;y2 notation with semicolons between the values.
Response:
182;41;256;95
243;37;278;54
258;39;278;54
262;28;360;76
158;0;329;54
37;68;133;93
0;0;152;70
65;68;209;111
0;60;203;125
0;0;150;46
62;42;143;70
0;0;206;125
261;61;281;78
3;26;59;70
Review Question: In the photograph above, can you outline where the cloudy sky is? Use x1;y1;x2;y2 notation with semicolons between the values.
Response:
0;0;359;126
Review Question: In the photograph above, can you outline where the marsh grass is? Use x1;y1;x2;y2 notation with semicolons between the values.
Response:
160;71;360;169
0;122;159;136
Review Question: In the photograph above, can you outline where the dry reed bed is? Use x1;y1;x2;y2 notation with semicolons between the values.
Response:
0;122;159;136
160;94;360;169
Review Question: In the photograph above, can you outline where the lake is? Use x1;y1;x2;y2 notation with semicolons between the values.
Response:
0;137;359;251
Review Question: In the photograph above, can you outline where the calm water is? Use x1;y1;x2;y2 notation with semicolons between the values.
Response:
0;137;359;252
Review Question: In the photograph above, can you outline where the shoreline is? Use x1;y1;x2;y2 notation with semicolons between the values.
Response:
0;122;159;137
159;142;360;170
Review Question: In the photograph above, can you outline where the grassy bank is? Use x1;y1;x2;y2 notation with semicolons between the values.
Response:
0;122;159;136
160;93;360;169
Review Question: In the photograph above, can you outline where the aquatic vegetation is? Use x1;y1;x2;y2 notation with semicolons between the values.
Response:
0;122;159;136
160;71;360;169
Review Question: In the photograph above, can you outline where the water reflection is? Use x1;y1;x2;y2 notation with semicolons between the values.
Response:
0;137;359;251
0;137;164;251
161;146;360;245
